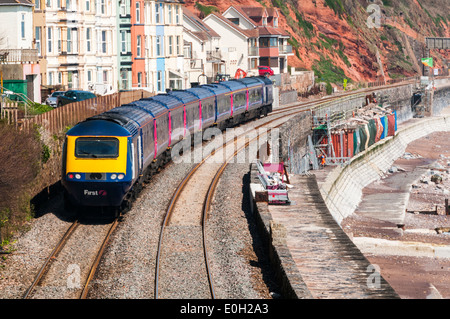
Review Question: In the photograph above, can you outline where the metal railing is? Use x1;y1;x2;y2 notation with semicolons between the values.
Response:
206;50;221;61
279;45;293;55
0;49;38;64
248;47;259;56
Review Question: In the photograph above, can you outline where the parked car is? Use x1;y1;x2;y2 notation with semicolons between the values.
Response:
45;91;65;107
56;90;96;107
258;66;274;77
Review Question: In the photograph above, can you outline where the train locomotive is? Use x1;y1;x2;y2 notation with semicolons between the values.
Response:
61;76;273;212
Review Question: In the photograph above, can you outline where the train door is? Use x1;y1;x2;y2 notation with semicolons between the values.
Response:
137;133;143;174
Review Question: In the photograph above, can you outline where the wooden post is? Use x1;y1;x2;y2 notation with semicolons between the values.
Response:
446;199;449;216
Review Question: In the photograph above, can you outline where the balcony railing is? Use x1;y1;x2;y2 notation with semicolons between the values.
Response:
206;50;221;62
248;47;259;56
279;45;293;55
0;49;38;64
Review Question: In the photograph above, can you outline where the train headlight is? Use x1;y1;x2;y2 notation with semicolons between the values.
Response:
111;174;117;180
118;174;125;180
75;174;81;180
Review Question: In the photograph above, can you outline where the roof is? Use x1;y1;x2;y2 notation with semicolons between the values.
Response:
0;0;33;5
235;6;267;19
205;13;257;39
258;26;290;37
183;7;220;39
186;86;215;99
167;90;199;104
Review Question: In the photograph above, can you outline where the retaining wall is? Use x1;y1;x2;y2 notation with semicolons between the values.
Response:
249;164;313;299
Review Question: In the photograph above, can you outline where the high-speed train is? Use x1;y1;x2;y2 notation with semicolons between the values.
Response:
61;76;273;212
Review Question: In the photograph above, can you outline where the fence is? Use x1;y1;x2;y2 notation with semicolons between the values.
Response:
0;102;19;128
3;89;154;134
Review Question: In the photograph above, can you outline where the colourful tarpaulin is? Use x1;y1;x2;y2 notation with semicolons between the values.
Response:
380;116;388;139
367;119;376;147
354;128;360;155
387;113;395;136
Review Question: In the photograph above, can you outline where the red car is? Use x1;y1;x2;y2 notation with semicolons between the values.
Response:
258;66;274;76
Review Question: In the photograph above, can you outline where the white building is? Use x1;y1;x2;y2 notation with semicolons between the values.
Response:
202;12;259;79
142;0;184;93
0;0;41;103
183;7;221;87
43;0;118;95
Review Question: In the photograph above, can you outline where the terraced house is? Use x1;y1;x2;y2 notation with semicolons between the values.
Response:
28;0;184;97
142;0;184;93
35;0;117;95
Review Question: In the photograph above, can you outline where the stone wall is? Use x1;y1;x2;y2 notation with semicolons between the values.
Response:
278;110;312;167
373;84;414;123
249;163;313;299
277;71;315;93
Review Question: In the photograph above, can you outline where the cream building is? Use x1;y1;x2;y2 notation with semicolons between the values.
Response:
42;0;117;95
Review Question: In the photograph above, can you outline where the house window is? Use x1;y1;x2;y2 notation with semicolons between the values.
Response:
157;71;162;92
175;4;179;24
273;17;278;27
155;2;160;23
86;28;91;52
168;36;172;55
67;28;72;53
46;0;51;7
87;70;92;82
48;72;53;85
21;14;25;39
121;31;127;53
103;70;108;84
156;36;161;56
57;27;61;53
68;71;73;89
35;27;41;56
58;72;62;84
101;0;105;14
120;0;126;16
137;35;141;57
136;2;140;23
86;0;90;11
121;70;128;89
176;35;180;55
57;0;60;8
101;30;107;53
168;4;172;24
137;72;142;87
259;37;277;48
229;18;239;25
47;27;52;53
35;0;40;9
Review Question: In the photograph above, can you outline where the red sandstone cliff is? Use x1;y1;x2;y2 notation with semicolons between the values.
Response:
186;0;450;84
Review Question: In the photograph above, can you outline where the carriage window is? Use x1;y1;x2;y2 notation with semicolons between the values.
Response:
235;92;246;107
75;137;119;158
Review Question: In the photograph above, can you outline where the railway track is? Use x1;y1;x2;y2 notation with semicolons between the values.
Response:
22;217;119;299
19;80;414;299
154;105;305;298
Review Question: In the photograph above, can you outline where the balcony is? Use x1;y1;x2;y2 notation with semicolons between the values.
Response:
248;46;259;56
206;50;222;62
279;45;293;55
0;49;38;64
